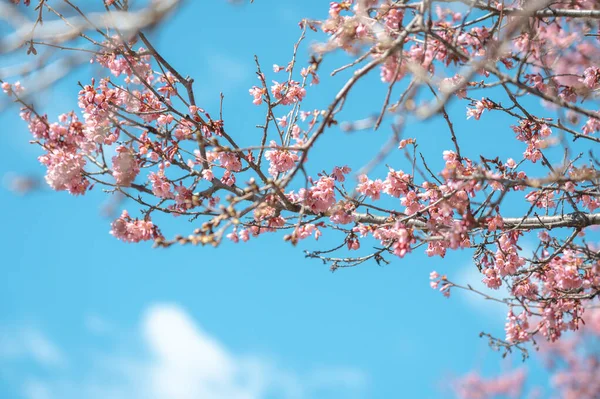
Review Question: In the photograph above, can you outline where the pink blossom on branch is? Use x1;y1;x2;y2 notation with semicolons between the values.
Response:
40;150;89;195
5;0;600;360
112;146;139;187
264;141;299;176
457;309;600;399
110;210;158;243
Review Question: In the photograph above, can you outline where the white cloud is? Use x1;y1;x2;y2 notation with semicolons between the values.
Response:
1;304;367;399
140;304;266;399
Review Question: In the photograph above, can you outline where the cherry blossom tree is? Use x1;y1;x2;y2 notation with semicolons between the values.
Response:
3;0;600;362
454;309;600;399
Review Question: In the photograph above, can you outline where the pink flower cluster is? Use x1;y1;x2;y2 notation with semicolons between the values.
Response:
454;369;526;399
264;141;299;176
40;150;89;195
112;146;139;187
271;80;306;105
458;308;600;399
296;176;336;213
429;270;452;297
364;222;415;258
580;66;600;89
78;79;122;145
110;210;157;243
356;174;384;200
249;86;266;105
14;108;92;195
148;166;174;199
466;99;494;120
1;81;24;96
219;152;242;172
505;309;530;343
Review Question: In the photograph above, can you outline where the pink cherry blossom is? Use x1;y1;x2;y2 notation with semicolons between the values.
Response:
357;174;384;200
110;210;156;243
264;141;299;176
112;146;139;187
148;166;173;199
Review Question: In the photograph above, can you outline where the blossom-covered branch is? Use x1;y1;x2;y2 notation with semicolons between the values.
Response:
3;0;600;354
454;309;600;398
0;0;182;108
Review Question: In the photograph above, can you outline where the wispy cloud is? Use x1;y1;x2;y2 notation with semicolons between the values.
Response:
0;327;66;368
207;54;249;87
21;379;52;399
84;314;114;336
1;304;367;399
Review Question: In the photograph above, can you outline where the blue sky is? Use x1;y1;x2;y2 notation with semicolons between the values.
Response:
0;1;566;398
